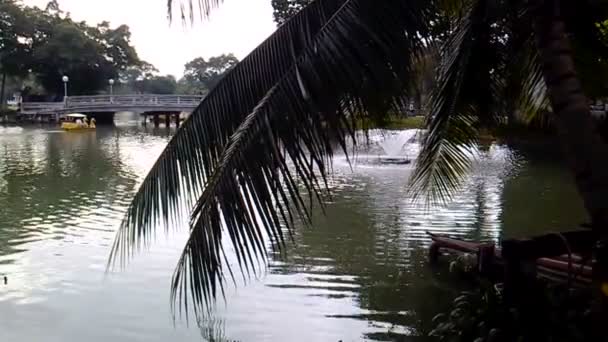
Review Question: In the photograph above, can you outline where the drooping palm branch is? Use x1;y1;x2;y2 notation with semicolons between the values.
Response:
408;0;530;203
112;0;434;314
408;0;494;204
409;0;608;203
114;0;608;316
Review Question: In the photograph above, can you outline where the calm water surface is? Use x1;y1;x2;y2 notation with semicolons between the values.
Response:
0;118;587;341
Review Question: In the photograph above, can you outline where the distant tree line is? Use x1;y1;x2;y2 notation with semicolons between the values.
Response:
0;0;238;109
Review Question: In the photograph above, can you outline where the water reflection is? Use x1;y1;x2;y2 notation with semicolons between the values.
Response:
0;128;161;259
0;127;581;341
256;142;511;339
499;143;587;237
0;127;172;303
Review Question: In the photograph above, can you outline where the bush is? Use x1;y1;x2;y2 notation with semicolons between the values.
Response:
429;282;596;342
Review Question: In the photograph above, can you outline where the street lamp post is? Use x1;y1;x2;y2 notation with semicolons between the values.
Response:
108;79;115;103
62;75;69;103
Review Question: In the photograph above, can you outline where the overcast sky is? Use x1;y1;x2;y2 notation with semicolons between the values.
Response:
22;0;277;77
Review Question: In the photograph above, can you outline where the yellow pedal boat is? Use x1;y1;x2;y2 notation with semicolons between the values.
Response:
61;113;96;131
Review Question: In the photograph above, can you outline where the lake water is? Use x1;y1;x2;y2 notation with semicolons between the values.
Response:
0;117;587;341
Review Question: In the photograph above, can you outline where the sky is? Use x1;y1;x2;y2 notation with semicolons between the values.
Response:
22;0;278;77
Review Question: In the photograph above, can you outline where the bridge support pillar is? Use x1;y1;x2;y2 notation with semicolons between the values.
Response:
165;114;171;127
174;113;180;127
153;114;160;128
89;112;115;125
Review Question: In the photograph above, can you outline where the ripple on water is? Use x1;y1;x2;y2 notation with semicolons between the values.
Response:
0;128;546;341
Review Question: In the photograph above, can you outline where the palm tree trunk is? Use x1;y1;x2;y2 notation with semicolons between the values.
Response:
533;2;608;232
532;0;608;326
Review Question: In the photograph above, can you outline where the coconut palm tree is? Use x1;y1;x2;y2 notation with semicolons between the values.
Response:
110;0;608;314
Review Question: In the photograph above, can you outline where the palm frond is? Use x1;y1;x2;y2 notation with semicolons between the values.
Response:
113;0;433;315
565;0;608;99
500;6;550;125
503;0;608;126
167;0;223;22
409;0;499;205
511;45;551;125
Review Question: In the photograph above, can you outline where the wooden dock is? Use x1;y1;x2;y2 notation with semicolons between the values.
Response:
428;232;593;286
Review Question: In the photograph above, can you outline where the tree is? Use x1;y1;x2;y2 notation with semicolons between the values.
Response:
120;62;157;84
175;77;202;95
112;0;608;323
116;62;178;95
138;75;177;94
271;0;311;24
0;0;32;110
31;21;117;96
9;2;146;97
0;1;147;101
181;54;239;94
88;22;142;75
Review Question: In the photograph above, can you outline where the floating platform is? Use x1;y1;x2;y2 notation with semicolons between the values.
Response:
377;156;412;165
427;232;592;286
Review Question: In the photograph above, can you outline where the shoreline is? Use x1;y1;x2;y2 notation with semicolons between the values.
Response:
357;115;425;130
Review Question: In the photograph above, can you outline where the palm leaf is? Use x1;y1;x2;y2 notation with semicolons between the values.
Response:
407;0;558;203
112;0;433;315
168;0;223;21
409;0;499;205
510;43;551;125
502;0;608;126
501;6;550;125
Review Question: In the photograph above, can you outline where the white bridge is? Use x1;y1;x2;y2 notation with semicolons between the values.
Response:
21;94;204;116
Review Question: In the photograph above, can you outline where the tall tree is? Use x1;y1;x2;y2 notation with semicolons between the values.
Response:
88;22;142;75
31;21;116;96
14;2;145;97
271;0;311;24
182;54;239;94
138;75;178;94
120;62;157;82
0;0;32;110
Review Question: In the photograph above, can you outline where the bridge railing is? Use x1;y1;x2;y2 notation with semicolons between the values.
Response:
20;94;204;113
20;102;65;113
66;95;204;108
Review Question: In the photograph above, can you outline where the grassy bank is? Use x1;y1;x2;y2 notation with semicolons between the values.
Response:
357;115;426;130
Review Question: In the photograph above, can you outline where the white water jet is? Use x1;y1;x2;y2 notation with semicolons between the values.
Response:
379;130;419;156
342;129;422;167
373;130;420;164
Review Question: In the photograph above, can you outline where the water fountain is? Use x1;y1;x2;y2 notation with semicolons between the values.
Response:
343;129;421;167
376;130;419;164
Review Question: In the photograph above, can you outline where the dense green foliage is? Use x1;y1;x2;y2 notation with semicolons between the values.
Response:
271;0;311;24
0;0;239;103
0;0;31;79
430;283;596;342
0;0;144;98
118;55;239;95
179;54;239;94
